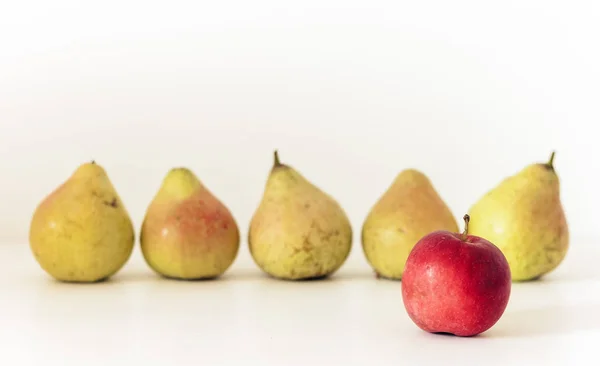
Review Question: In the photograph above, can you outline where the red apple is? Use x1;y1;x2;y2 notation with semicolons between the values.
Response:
401;214;511;337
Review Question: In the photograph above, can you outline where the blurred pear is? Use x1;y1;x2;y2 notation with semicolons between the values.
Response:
140;168;240;280
468;152;569;281
248;151;352;280
29;161;135;282
362;169;458;279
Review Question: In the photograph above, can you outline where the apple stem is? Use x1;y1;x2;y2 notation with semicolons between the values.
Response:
547;151;556;169
273;150;281;167
462;214;470;240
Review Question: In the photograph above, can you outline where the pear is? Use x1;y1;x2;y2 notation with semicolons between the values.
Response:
468;152;569;281
361;169;458;279
248;151;352;280
29;161;135;282
140;168;240;280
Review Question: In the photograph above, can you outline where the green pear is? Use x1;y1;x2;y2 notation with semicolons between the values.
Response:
361;169;458;279
140;168;240;280
248;151;352;280
29;161;135;282
468;152;569;281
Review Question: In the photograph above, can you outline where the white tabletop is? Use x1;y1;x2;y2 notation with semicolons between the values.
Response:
1;240;599;366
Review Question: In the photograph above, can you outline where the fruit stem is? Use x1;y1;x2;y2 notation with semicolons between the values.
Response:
462;214;470;240
547;151;556;169
273;150;282;167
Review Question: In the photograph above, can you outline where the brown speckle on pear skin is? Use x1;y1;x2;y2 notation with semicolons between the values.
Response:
102;198;118;208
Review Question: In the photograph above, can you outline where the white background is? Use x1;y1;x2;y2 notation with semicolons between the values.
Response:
1;1;599;365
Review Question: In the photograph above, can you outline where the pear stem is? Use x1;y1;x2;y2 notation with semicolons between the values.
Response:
461;214;470;240
547;151;556;169
273;150;282;167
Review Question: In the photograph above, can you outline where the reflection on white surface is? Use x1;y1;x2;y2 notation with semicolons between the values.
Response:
1;241;599;366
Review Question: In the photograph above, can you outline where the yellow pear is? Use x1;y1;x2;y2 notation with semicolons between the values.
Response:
361;169;458;279
248;151;352;280
140;168;240;280
29;161;135;282
468;152;569;281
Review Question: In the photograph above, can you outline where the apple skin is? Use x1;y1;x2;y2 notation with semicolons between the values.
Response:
401;226;511;337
